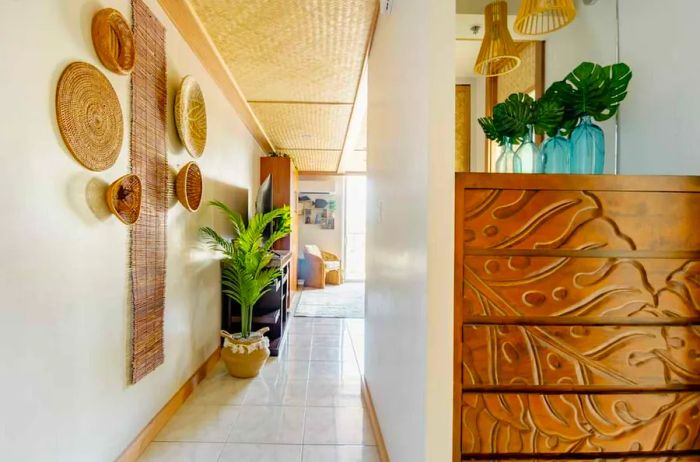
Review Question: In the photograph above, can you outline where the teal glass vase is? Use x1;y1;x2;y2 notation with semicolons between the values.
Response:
570;116;605;174
542;133;570;174
515;125;543;173
494;137;522;173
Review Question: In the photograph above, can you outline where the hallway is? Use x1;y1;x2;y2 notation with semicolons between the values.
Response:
139;317;377;462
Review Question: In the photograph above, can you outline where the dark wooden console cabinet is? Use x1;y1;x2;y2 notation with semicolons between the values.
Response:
454;173;700;462
222;250;292;356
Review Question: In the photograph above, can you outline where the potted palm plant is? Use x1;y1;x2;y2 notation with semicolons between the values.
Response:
200;200;291;378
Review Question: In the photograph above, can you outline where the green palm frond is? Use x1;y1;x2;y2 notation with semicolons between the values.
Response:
201;201;291;338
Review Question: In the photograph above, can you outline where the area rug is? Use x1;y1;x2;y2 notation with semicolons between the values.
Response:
130;0;167;384
294;282;365;319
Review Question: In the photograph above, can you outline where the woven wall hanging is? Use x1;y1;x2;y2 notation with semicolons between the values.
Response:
92;8;136;74
55;62;123;171
175;162;203;212
174;76;207;158
106;174;142;224
130;0;167;383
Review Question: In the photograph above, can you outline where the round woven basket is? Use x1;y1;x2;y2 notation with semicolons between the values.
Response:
106;174;142;224
56;62;124;171
175;162;203;212
174;76;207;158
92;8;135;74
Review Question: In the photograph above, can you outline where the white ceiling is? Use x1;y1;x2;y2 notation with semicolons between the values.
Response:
456;0;521;15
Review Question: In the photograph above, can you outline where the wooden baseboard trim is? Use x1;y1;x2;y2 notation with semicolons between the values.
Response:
115;347;222;462
361;376;390;462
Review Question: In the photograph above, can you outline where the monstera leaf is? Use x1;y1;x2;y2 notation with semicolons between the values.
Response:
551;62;632;123
477;116;504;145
493;93;534;142
533;96;564;137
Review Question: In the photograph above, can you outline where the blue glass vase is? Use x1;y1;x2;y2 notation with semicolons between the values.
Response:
494;137;522;173
542;133;570;174
515;125;543;173
570;116;605;174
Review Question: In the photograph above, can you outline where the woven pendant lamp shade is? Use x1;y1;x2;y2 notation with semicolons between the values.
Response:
475;1;521;77
514;0;577;35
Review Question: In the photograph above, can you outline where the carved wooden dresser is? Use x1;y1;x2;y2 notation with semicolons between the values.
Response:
454;173;700;462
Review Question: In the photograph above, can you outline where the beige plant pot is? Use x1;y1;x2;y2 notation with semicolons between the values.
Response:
220;328;270;379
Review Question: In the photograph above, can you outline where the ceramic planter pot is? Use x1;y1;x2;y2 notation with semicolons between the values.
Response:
220;328;270;378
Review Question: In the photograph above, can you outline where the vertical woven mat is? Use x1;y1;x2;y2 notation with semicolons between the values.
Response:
130;0;167;383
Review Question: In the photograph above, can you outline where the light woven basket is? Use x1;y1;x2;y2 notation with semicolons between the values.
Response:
56;62;124;171
92;8;135;74
174;76;207;158
175;162;203;212
106;174;142;224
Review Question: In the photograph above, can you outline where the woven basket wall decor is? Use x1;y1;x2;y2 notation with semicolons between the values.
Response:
175;162;203;212
92;8;135;74
174;76;207;158
106;174;142;224
55;62;124;171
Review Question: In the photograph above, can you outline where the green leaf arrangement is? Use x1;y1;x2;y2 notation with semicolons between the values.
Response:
478;62;632;142
478;92;563;144
201;200;291;338
547;61;632;132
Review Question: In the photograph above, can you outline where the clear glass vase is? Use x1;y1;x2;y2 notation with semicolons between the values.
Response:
494;138;521;173
570;116;605;174
515;125;543;173
542;133;570;174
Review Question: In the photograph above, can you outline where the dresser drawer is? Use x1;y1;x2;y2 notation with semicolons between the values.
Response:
461;392;700;455
461;257;700;321
461;189;700;252
462;324;700;388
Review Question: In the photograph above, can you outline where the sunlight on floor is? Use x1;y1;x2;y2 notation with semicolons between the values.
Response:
138;317;376;462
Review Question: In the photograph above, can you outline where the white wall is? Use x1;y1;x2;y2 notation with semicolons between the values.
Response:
0;1;261;461
366;0;454;460
298;176;344;260
618;0;700;175
541;0;619;172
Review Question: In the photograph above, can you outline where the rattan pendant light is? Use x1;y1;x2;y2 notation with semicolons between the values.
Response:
514;0;577;35
474;1;521;77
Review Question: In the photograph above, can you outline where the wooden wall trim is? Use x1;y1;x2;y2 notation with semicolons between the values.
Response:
361;377;390;462
114;347;221;462
156;0;274;153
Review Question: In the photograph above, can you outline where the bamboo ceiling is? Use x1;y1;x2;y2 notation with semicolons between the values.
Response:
187;0;377;172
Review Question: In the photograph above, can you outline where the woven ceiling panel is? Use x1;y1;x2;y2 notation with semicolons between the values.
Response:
250;103;351;150
187;0;376;103
282;149;341;172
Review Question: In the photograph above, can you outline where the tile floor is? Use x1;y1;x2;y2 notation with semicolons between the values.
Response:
139;317;377;462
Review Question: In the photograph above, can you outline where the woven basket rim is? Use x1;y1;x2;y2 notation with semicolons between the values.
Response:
175;76;207;158
176;161;203;212
55;61;124;171
106;173;142;224
92;8;136;74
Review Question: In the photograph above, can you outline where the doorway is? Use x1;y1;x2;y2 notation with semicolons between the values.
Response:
343;175;367;281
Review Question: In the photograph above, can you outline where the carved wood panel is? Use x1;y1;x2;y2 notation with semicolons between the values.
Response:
462;257;700;321
463;324;700;388
469;457;700;462
454;175;700;462
461;392;700;455
462;189;700;253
